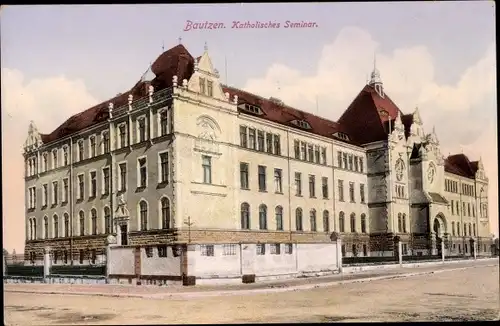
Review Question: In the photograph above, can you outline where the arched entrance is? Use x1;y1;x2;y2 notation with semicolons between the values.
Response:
432;214;447;256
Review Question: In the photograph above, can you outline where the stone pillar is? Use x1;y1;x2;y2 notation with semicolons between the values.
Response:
441;239;445;263
43;246;51;282
398;240;403;267
430;232;437;256
105;235;117;283
330;232;343;273
470;238;476;260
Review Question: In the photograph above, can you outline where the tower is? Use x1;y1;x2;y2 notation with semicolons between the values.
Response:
369;54;384;98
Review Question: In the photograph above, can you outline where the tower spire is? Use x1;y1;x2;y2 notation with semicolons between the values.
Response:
369;52;384;97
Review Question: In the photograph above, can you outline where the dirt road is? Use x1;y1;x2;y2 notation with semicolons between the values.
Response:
4;264;499;324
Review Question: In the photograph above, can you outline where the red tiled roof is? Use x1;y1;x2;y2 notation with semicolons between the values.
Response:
222;85;358;145
444;154;477;178
41;44;195;144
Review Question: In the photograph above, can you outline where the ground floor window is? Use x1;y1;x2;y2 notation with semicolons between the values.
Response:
200;245;214;257
284;244;293;254
341;244;346;257
465;244;468;253
362;244;367;256
222;244;236;256
145;247;154;258
270;243;281;255
79;249;84;264
402;243;408;255
256;244;266;255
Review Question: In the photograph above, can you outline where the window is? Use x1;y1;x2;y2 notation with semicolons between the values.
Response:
352;244;358;257
342;153;348;169
341;244;346;256
359;158;364;173
248;128;256;149
52;181;58;205
64;213;69;237
308;145;314;162
90;171;97;198
41;152;48;172
350;213;356;233
206;80;213;97
266;132;273;154
202;155;212;184
256;244;265;255
301;142;306;160
322;177;328;199
223;244;236;256
285;243;293;254
138;157;148;188
274;169;283;193
102;131;110;154
91;209;97;235
259;204;267;230
42;184;48;206
451;221;455;236
119;163;127;191
103;167;110;195
199;77;206;94
158;245;168;257
241;203;250;229
275;206;283;231
160;111;168;136
53;215;58;238
89;136;96;158
463;223;467;236
402;214;406;233
295;172;302;196
457;222;461;236
363;244;368;256
338;180;344;201
28;187;36;209
258;165;266;191
294;140;300;159
467;203;471;216
361;214;367;233
159;152;169;184
139;200;148;231
323;210;330;233
271;244;281;255
77;141;84;161
354;156;359;172
257;130;265;151
314;146;320;163
239;126;248;147
309;175;316;198
119;124;127;148
79;211;85;236
138;117;147;143
62;178;68;203
52;149;58;169
360;184;365;203
63;147;69;166
79;250;84;264
295;208;303;231
77;175;84;200
339;212;345;233
104;207;112;234
451;200;455;215
468;223;472;236
145;247;154;258
161;197;171;229
273;134;281;155
321;148;327;165
201;244;214;256
398;213;402;233
337;151;342;168
473;223;476;236
310;209;317;231
349;182;355;202
33;219;37;240
240;163;249;189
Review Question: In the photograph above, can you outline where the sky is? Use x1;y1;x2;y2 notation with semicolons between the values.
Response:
1;3;497;253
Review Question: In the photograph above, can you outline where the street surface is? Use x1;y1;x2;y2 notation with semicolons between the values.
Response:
4;261;499;324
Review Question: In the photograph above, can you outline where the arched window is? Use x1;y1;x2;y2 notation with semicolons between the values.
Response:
29;218;33;240
139;200;148;231
43;216;49;239
33;218;37;239
53;214;59;238
473;223;476;237
103;207;111;234
350;213;356;233
397;213;402;233
275;206;283;231
79;211;85;236
457;222;461;236
241;203;250;229
451;221;455;236
323;210;330;233
310;209;317;231
339;212;345;233
161;197;171;229
295;208;303;231
361;213;367;233
468;223;472;237
463;223;467;236
91;209;97;235
259;204;267;230
64;213;69;237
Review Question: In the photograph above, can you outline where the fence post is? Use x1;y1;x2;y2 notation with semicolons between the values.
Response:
441;240;445;263
337;237;343;273
398;241;402;267
43;246;51;283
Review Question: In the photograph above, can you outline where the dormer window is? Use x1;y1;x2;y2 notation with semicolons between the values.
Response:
239;103;264;115
199;77;206;95
291;119;312;130
332;132;350;141
207;80;213;97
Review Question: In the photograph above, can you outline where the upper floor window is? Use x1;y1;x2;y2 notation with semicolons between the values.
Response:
294;140;300;159
258;165;267;191
202;155;212;184
89;136;96;158
52;149;58;169
159;152;169;184
63;146;69;166
77;140;84;161
199;77;206;94
42;152;48;172
248;128;256;149
118;124;128;148
207;80;213;97
139;200;148;231
160;111;168;136
102;131;110;154
137;117;147;143
239;126;248;148
138;157;148;188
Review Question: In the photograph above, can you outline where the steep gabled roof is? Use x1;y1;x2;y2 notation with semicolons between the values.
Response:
444;154;477;178
40;44;195;144
338;84;403;144
222;86;357;145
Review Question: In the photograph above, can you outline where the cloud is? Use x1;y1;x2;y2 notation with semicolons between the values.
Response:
243;26;497;236
1;68;99;252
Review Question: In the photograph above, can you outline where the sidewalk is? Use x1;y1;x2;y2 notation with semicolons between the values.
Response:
4;259;497;299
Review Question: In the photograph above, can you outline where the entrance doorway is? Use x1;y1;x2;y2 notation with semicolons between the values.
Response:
120;224;128;246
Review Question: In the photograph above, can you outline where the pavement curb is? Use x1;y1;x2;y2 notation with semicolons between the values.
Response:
5;263;497;300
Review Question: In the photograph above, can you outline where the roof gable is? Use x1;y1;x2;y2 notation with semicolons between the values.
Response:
444;153;477;178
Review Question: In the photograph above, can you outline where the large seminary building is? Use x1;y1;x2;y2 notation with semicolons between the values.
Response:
23;43;492;280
